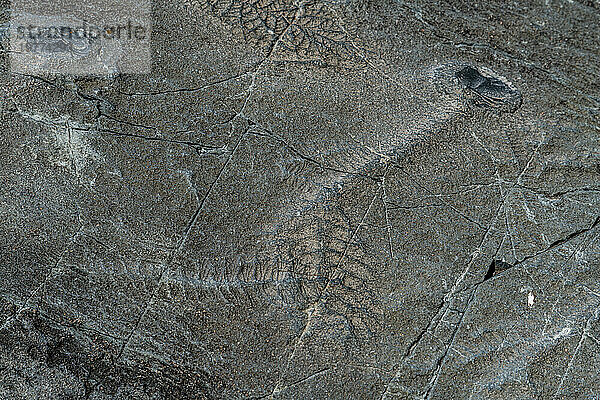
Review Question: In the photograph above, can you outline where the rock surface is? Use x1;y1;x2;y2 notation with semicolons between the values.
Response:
1;0;599;399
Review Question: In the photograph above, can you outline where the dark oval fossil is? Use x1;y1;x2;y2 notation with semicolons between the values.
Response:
455;66;523;113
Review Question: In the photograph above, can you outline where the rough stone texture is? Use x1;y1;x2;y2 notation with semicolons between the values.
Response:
1;0;599;399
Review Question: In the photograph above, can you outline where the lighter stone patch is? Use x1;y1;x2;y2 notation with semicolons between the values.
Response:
528;292;535;307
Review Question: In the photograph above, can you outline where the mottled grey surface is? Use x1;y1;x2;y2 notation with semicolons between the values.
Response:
1;0;600;399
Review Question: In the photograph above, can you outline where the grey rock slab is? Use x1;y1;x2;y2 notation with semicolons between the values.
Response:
1;0;599;399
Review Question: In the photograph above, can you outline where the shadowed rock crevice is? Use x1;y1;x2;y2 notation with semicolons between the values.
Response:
483;259;514;281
